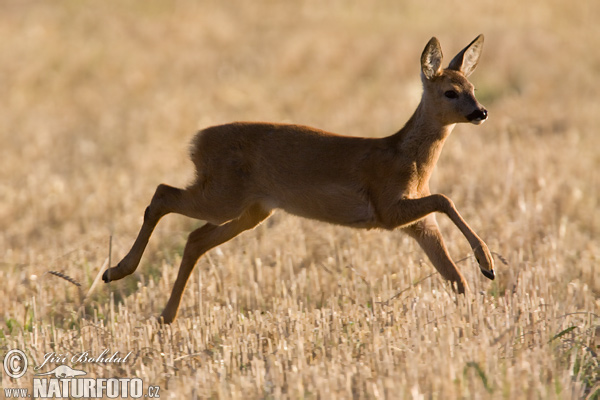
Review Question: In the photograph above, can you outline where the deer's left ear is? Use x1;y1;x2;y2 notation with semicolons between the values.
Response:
448;34;484;77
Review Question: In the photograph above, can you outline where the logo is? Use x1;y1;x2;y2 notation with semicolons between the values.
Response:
35;365;87;379
3;349;161;399
4;349;28;379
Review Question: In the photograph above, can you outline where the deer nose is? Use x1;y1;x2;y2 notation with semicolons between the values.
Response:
467;108;488;124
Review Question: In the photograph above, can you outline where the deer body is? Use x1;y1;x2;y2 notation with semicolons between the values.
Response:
192;122;424;230
103;35;495;323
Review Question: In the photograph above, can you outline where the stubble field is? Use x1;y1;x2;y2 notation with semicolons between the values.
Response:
1;1;598;398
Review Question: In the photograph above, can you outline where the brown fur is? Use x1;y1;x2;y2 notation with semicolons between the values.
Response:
103;35;495;323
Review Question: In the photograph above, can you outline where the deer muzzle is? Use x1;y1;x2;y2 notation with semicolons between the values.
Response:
467;108;488;124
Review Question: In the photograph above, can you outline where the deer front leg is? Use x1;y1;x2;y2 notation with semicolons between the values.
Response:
403;214;467;293
389;194;495;280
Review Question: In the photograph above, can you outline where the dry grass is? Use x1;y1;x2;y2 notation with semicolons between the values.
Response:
1;0;599;398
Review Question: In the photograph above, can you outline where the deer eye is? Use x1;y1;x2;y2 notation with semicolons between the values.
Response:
444;90;458;99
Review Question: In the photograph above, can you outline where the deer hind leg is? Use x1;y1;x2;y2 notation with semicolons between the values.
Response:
103;184;187;282
159;203;272;323
103;183;243;283
403;214;468;293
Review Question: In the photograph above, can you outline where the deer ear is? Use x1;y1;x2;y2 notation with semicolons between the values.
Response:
421;37;443;80
448;34;484;77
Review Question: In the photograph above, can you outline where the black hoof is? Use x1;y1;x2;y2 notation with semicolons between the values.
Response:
481;269;495;280
102;270;110;283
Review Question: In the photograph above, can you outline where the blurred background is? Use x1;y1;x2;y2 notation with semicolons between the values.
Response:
0;1;598;397
1;0;598;263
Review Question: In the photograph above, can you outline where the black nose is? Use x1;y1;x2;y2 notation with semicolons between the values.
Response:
467;109;488;122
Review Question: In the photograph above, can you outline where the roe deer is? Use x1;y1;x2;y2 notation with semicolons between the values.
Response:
103;35;495;323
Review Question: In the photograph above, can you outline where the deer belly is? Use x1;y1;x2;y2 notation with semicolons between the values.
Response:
276;184;378;228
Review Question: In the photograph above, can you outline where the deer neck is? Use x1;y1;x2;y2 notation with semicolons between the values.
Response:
391;100;456;186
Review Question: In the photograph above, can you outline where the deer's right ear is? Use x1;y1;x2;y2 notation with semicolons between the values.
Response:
421;37;443;80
